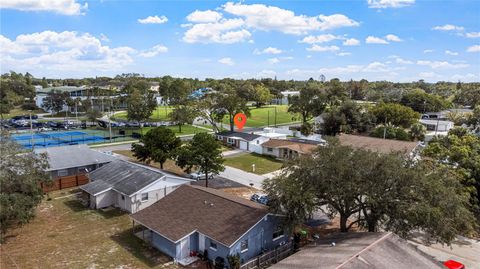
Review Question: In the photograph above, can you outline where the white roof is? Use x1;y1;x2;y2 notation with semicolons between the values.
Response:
419;119;453;125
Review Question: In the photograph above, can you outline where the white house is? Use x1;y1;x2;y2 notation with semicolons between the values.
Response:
216;131;270;154
419;119;454;132
80;160;192;213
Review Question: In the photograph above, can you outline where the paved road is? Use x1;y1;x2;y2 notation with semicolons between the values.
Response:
409;235;480;268
219;166;266;190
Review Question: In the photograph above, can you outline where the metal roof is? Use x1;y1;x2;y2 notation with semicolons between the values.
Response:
216;131;261;141
34;144;116;171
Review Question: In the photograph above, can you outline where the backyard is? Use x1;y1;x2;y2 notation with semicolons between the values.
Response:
113;150;187;176
0;189;178;269
224;152;284;175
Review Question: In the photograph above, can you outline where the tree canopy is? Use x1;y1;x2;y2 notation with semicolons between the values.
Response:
131;127;181;169
370;102;420;128
263;140;477;244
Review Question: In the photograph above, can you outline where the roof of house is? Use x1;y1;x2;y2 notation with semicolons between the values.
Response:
130;185;268;246
34;144;116;171
419;119;454;125
216;131;261;141
80;160;171;196
270;232;444;269
262;139;320;154
338;134;418;154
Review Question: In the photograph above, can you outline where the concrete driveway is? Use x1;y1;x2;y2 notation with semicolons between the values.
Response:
409;235;480;268
219;166;266;190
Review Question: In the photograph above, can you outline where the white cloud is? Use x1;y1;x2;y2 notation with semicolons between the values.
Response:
256;70;277;78
267;56;293;64
0;31;136;74
0;0;87;15
218;57;235;65
391;56;413;64
186;10;223;23
306;45;340;52
138;15;168;24
300;34;340;44
418;72;439;78
139;44;168;57
467;45;480;52
343;38;360;46
445;50;458;56
385;34;402;42
417;60;469;69
366;36;388;44
466;32;480;38
423;49;434;53
182;18;251;44
432;24;464;31
254;47;283;54
367;0;415;8
222;2;359;35
336;52;351;56
451;73;478;81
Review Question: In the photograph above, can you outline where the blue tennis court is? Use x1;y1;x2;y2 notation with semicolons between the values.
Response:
12;130;107;149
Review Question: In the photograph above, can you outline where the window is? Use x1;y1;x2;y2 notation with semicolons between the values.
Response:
267;148;273;152
256;140;259;144
227;138;234;144
141;193;148;202
240;239;248;253
57;169;68;177
121;195;125;200
210;241;217;250
273;226;284;240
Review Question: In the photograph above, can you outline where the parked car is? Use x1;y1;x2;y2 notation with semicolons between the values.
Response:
443;260;465;269
189;171;216;180
250;193;269;205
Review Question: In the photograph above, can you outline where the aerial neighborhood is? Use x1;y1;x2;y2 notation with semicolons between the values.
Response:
1;1;480;269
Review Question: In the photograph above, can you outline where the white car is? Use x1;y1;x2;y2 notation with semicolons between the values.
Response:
189;171;216;180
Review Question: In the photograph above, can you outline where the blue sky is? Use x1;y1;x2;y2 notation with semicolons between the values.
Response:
1;0;479;82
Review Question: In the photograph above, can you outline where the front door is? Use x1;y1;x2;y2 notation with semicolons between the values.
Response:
180;237;190;260
199;233;205;252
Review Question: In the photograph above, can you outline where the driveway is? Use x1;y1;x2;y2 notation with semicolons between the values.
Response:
219;166;266;190
409;235;480;268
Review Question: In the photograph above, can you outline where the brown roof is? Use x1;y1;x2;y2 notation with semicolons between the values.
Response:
270;232;444;269
262;139;319;154
338;134;418;154
130;185;268;246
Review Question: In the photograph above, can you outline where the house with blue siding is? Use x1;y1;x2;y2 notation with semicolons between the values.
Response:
130;185;288;266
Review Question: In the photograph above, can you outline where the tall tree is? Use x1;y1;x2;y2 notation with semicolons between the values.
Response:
214;85;250;131
288;83;327;124
263;140;476;243
132;127;181;169
251;84;273;107
0;132;49;239
126;89;156;123
370;102;420;128
176;133;225;187
400;89;450;113
169;104;197;133
42;90;69;115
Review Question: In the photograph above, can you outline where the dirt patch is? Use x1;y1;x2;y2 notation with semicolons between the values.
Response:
0;188;179;269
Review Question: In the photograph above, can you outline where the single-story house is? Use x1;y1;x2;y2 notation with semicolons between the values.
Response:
422;108;473;120
130;185;288;266
262;138;322;159
419;119;454;132
216;131;269;153
34;144;116;191
270;232;444;269
80;160;192;213
338;134;419;155
34;144;115;179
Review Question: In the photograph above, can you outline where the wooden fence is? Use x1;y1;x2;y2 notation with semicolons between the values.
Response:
41;174;89;192
240;242;293;269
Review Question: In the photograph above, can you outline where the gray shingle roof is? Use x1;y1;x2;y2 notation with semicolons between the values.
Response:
80;160;166;196
34;144;116;171
270;232;444;269
216;131;261;141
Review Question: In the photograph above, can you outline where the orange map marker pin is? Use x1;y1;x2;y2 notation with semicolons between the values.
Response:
234;113;247;129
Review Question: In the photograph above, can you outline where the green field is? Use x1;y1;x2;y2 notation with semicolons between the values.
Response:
222;105;300;128
224;153;284;175
113;106;173;121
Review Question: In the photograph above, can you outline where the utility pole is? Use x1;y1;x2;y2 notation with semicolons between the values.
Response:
108;107;112;143
383;116;387;139
29;111;34;150
274;106;277;127
267;110;270;127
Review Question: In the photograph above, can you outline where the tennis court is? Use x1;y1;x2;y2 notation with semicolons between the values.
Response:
12;130;133;149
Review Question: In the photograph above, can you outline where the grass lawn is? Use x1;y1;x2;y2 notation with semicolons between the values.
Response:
143;124;210;136
113;106;174;122
224;153;284;175
113;150;186;176
221;105;300;128
3;107;44;119
0;189;178;269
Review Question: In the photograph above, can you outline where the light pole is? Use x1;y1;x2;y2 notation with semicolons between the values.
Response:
29;110;34;150
274;106;277;127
